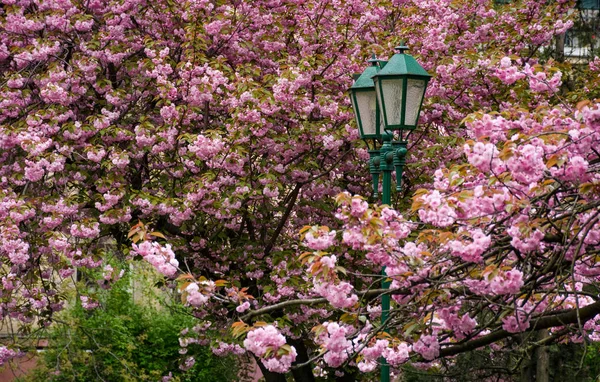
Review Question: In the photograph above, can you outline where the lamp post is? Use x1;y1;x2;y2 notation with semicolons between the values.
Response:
349;45;431;382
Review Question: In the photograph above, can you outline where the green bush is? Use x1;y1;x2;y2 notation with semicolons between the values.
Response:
20;267;238;382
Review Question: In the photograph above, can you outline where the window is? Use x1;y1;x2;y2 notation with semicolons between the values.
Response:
579;0;600;10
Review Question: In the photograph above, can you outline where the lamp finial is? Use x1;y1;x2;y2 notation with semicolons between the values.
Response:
368;53;379;66
395;42;409;54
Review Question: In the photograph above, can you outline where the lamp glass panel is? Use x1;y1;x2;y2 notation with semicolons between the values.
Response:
380;78;404;126
351;94;360;130
404;78;426;126
355;90;378;136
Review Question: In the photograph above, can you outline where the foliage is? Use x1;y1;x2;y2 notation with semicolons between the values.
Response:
397;342;600;382
18;267;238;382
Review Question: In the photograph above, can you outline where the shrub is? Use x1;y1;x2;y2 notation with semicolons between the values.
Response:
19;266;238;382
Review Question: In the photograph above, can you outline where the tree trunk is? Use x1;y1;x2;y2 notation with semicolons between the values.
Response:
288;339;316;382
519;333;534;382
521;360;534;382
535;330;550;382
555;33;565;62
255;357;287;382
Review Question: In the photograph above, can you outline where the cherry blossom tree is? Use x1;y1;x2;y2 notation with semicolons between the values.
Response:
1;0;599;381
0;0;385;378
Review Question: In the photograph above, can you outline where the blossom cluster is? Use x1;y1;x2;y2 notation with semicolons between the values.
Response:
184;280;216;307
243;325;297;373
0;346;17;366
131;241;179;277
314;322;354;368
358;339;411;372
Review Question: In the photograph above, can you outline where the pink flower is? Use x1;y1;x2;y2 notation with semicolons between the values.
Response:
188;134;224;160
383;342;411;366
438;307;477;339
243;325;297;373
350;197;368;216
413;335;440;360
315;322;354;368
131;241;179;277
342;228;367;249
320;255;337;269
494;57;526;85
489;269;524;295
4;239;29;265
160;104;179;123
263;186;279;198
359;339;388;366
502;311;530;333
304;228;336;251
527;67;562;93
0;346;17;366
505;144;546;184
80;296;99;310
447;228;490;263
313;280;358;309
70;222;100;239
465;142;505;174
417;191;457;227
555;156;589;182
357;359;377;372
212;342;245;356
507;219;545;254
236;301;251;313
185;283;210;307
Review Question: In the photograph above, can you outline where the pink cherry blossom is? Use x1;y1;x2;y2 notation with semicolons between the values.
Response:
243;325;297;373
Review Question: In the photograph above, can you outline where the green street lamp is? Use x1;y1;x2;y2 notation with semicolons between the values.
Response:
372;44;431;134
373;44;431;194
349;55;384;140
350;45;430;382
349;55;387;199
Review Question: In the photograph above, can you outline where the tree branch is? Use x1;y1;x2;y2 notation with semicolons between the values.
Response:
240;288;402;321
439;300;600;358
263;183;302;257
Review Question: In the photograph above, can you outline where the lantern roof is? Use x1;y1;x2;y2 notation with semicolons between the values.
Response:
374;46;431;78
350;55;381;90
